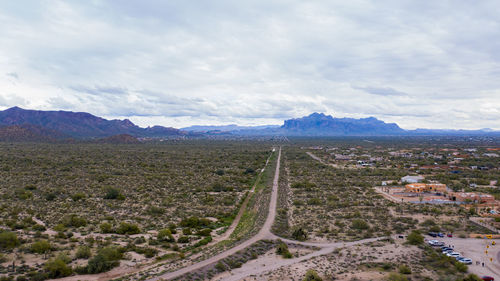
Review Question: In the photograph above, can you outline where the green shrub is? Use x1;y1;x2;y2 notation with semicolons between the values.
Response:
100;222;113;233
157;229;174;242
398;264;411;274
351;219;369;230
462;274;483;281
179;216;211;228
276;241;292;258
44;192;57;201
61;214;87;228
177;236;190;243
429;225;440;232
387;273;408;281
0;232;20;250
211;182;233;192
75;246;92;259
193;236;212;247
303;269;322;281
454;261;468;273
406;230;424;245
147;206;165;216
116;222;140;235
44;257;72;278
32;224;46;231
31;240;51;255
71;193;86;201
86;247;123;274
196;228;212;236
103;187;124;200
292;227;307;241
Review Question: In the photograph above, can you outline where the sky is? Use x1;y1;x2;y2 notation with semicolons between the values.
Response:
0;1;499;130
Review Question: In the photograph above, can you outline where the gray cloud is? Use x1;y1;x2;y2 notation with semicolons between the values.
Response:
351;85;408;96
0;1;499;129
6;72;19;80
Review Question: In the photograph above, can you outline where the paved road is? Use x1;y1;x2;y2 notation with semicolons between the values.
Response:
149;147;282;281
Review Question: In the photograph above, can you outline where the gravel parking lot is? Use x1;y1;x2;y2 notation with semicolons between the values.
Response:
427;236;500;278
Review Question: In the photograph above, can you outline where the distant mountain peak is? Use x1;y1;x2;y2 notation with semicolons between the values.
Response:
5;106;23;111
306;112;333;119
281;113;403;136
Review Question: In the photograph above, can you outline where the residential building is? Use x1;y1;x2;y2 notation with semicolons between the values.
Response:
401;175;424;183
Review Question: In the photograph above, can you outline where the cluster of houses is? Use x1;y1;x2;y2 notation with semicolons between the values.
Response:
401;175;496;205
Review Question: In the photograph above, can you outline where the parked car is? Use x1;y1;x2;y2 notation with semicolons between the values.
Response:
442;249;453;254
441;247;452;252
428;232;438;237
433;241;445;247
481;276;494;281
437;232;444;237
398;235;405;239
427;240;438;245
458;258;472;264
447;233;453;238
446;252;460;258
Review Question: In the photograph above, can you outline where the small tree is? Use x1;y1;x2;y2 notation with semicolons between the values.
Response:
292;227;307;241
0;232;19;250
303;269;322;281
75;246;92;259
31;240;51;258
116;222;140;235
100;222;113;233
157;229;174;242
398;264;411;274
276;241;292;258
44;257;72;278
351;219;369;230
103;187;124;200
406;230;424;245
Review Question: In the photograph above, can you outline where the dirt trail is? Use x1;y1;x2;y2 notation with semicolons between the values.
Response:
217;237;384;281
148;147;282;281
212;149;275;243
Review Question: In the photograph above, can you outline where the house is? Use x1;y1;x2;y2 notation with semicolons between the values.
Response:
405;183;447;194
401;175;424;183
451;192;495;204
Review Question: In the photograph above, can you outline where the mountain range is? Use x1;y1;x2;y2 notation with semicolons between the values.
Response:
0;107;185;140
0;107;498;142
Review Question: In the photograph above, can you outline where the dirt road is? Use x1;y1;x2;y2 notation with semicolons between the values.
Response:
306;152;337;168
217;237;384;281
148;147;282;281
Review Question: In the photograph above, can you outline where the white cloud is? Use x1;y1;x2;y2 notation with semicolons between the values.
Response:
0;0;499;129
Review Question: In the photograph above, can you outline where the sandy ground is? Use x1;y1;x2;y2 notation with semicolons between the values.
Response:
426;236;500;278
214;239;419;281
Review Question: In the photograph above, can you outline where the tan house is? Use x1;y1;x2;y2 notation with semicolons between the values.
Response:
405;183;447;194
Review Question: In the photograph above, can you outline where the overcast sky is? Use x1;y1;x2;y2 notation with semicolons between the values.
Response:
1;1;499;129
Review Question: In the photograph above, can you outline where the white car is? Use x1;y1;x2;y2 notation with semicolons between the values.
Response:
446;252;460;258
458;258;472;264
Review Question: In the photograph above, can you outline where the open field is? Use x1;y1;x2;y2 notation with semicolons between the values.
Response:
0;141;273;280
0;137;498;281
